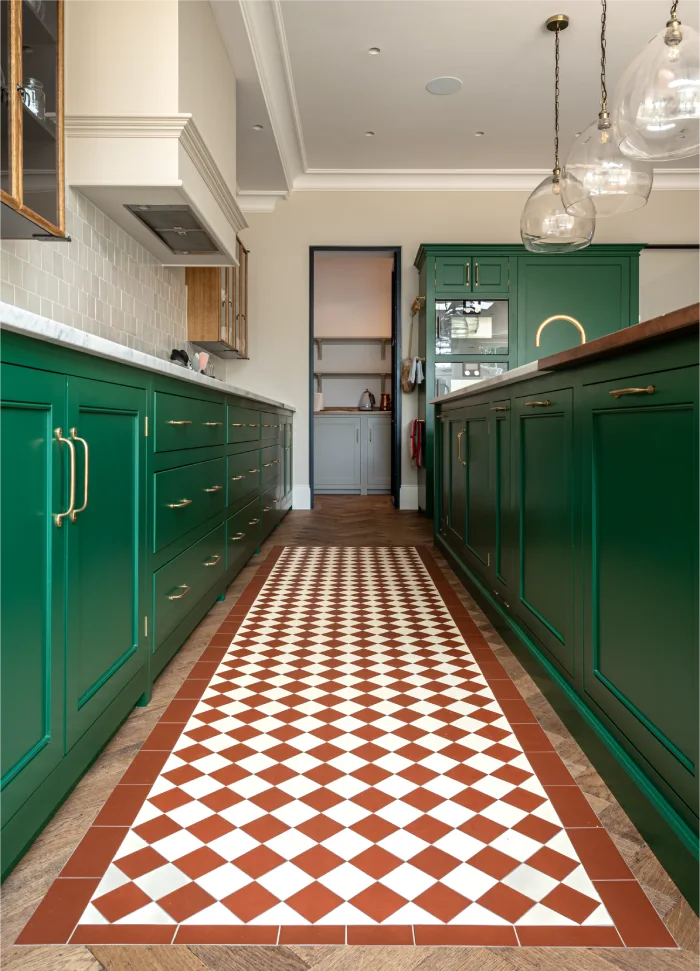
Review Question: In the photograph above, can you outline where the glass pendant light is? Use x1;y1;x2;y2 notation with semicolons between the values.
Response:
521;15;595;253
613;0;699;160
562;0;653;217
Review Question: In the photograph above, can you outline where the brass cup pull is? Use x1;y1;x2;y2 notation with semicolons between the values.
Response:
231;422;245;427
609;385;655;399
70;428;89;523
167;420;193;426
248;518;260;525
524;401;551;407
167;584;191;601
203;484;223;493
231;532;245;541
203;421;222;427
204;554;222;567
248;468;259;474
167;498;193;509
54;428;76;528
230;474;245;482
490;406;508;412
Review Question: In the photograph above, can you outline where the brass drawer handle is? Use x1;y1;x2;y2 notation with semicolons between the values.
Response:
248;423;259;427
70;428;89;523
609;385;655;398
475;262;479;287
204;554;222;567
248;468;259;474
263;505;272;512
167;420;193;426
231;422;245;427
203;484;223;493
54;428;76;527
166;498;193;508
490;406;508;412
167;584;191;600
262;423;277;428
248;518;260;525
203;421;222;427
456;429;466;467
263;462;273;468
272;459;280;464
465;262;470;286
231;532;245;541
230;474;245;482
524;400;551;407
272;497;280;503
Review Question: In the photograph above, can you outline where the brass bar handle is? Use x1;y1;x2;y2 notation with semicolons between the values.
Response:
272;497;280;503
248;468;259;474
263;505;272;512
203;484;223;493
456;429;466;467
167;498;193;508
167;420;193;426
248;518;260;525
475;262;479;287
167;584;191;600
272;459;280;464
262;462;273;468
231;422;245;427
203;421;222;427
203;554;222;567
490;406;508;412
524;401;551;407
609;385;655;398
248;423;259;428
54;428;76;528
465;262;470;286
70;429;89;523
230;474;245;482
231;532;245;541
262;423;277;428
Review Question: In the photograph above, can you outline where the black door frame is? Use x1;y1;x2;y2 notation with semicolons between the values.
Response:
309;246;402;509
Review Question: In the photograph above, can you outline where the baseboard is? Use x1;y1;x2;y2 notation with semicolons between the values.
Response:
399;484;419;510
292;485;311;509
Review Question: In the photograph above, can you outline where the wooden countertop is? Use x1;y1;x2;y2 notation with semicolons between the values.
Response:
539;302;699;371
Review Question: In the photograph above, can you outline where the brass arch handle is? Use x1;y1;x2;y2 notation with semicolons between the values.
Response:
167;584;190;601
70;429;89;523
54;428;76;527
535;314;586;347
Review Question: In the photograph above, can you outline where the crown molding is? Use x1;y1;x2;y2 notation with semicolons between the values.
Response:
65;113;247;233
236;189;289;213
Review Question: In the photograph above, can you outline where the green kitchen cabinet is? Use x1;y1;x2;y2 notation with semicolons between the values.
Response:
514;386;575;676
473;256;510;293
463;402;492;572
446;412;466;547
64;377;148;750
490;398;512;597
581;365;698;820
435;255;473;295
1;365;67;824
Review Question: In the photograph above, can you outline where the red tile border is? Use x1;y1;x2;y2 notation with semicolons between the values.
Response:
60;825;128;878
174;925;279;944
93;784;151;826
118;749;171;785
279;926;345;945
567;828;636;880
70;925;176;944
517;926;624;947
594;881;678;947
346;926;413;945
16;878;100;944
544;785;602;828
414;925;518;946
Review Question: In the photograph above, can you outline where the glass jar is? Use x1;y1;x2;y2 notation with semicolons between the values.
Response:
22;78;45;120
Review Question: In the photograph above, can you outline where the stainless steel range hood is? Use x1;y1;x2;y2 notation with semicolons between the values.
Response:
125;204;221;256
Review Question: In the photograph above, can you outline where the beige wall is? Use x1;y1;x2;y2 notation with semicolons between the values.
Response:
228;189;699;508
314;255;393;338
640;249;699;321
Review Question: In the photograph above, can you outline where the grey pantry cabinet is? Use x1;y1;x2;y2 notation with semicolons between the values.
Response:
314;412;391;494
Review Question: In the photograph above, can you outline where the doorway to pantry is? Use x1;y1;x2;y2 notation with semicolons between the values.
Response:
309;247;401;508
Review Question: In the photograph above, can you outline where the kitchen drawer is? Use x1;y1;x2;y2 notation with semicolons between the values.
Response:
261;412;281;441
261;444;282;485
154;391;225;453
154;523;226;648
228;448;260;506
228;404;260;444
154;457;226;552
284;421;293;449
262;483;282;535
228;495;260;570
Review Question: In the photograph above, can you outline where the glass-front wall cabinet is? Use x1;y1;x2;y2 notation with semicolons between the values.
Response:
435;300;509;357
0;0;64;238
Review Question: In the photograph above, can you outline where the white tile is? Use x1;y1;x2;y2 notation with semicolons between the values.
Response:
237;752;277;774
219;800;265;827
441;863;498;901
207;829;258;861
379;862;435;900
318;861;375;899
427;800;475;828
116;902;175;925
516;902;575;926
376;800;423;828
471;775;515;799
422;775;464;799
166;800;214;829
374;775;416;799
282;752;322;774
270;800;319;828
277;776;320;799
434;830;485;862
480;800;528;828
322;829;373;861
134;863;191;901
182;901;243;924
324;800;369;828
229;776;272;799
326;775;367;800
503;863;559;902
266;829;316;860
257;861;315;899
195;863;252;900
377;829;428;861
490;829;542;862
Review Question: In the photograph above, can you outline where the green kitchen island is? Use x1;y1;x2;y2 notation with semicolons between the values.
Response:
432;303;699;905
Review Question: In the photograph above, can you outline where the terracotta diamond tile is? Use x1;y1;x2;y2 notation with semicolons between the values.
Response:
250;787;294;812
411;846;461;880
351;814;398;844
133;815;181;844
158;883;216;922
478;884;535;923
286;882;344;923
527;846;580;881
199;788;244;812
93;882;152;922
459;815;508;844
414;883;471;922
233;846;286;878
351;788;393;812
301;787;343;812
352;846;403;879
541;884;600;924
175;846;227;879
148;789;194;814
469;847;520;880
222;882;279;922
187;815;235;844
293;846;345;879
512;815;562;845
116;846;168;879
405;815;452;845
350;883;408;922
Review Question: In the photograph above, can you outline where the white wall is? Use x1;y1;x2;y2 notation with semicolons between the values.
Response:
639;249;699;321
314;255;393;337
228;189;699;510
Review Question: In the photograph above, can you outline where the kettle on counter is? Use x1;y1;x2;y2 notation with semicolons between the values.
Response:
359;389;376;411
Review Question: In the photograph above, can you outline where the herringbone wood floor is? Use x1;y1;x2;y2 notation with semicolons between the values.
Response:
3;498;697;971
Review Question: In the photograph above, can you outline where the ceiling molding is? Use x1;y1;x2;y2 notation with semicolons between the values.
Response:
270;0;308;172
293;168;700;193
66;113;247;233
236;189;289;213
238;0;305;191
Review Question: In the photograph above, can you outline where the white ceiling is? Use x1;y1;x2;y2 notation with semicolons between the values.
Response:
222;0;700;199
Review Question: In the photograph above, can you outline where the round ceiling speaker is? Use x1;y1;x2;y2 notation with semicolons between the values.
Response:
426;76;462;95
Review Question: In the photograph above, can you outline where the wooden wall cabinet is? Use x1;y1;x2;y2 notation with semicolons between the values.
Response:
1;0;66;238
186;237;249;359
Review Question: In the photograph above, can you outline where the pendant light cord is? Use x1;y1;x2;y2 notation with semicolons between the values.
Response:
600;0;608;115
670;0;679;19
553;24;561;174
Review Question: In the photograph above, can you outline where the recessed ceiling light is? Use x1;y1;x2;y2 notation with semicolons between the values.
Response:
365;131;375;137
474;131;485;137
253;124;264;131
368;47;381;54
575;131;581;137
426;76;462;96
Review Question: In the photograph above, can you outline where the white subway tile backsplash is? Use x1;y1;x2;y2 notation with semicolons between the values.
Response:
1;187;221;374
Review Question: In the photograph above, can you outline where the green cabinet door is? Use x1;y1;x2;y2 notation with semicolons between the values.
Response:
515;387;575;675
447;413;467;546
1;365;66;823
435;256;472;295
473;257;509;293
518;257;632;364
463;403;492;572
581;367;698;818
65;377;148;750
490;399;512;594
437;416;450;539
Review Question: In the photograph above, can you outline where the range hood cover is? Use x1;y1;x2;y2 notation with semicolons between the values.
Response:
125;204;221;255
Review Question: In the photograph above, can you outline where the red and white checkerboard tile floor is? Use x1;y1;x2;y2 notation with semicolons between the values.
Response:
18;547;677;948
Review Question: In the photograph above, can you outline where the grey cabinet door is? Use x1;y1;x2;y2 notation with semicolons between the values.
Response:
366;415;392;491
314;416;361;491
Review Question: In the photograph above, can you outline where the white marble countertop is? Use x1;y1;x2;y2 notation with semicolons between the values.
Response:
429;361;545;405
0;303;295;412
